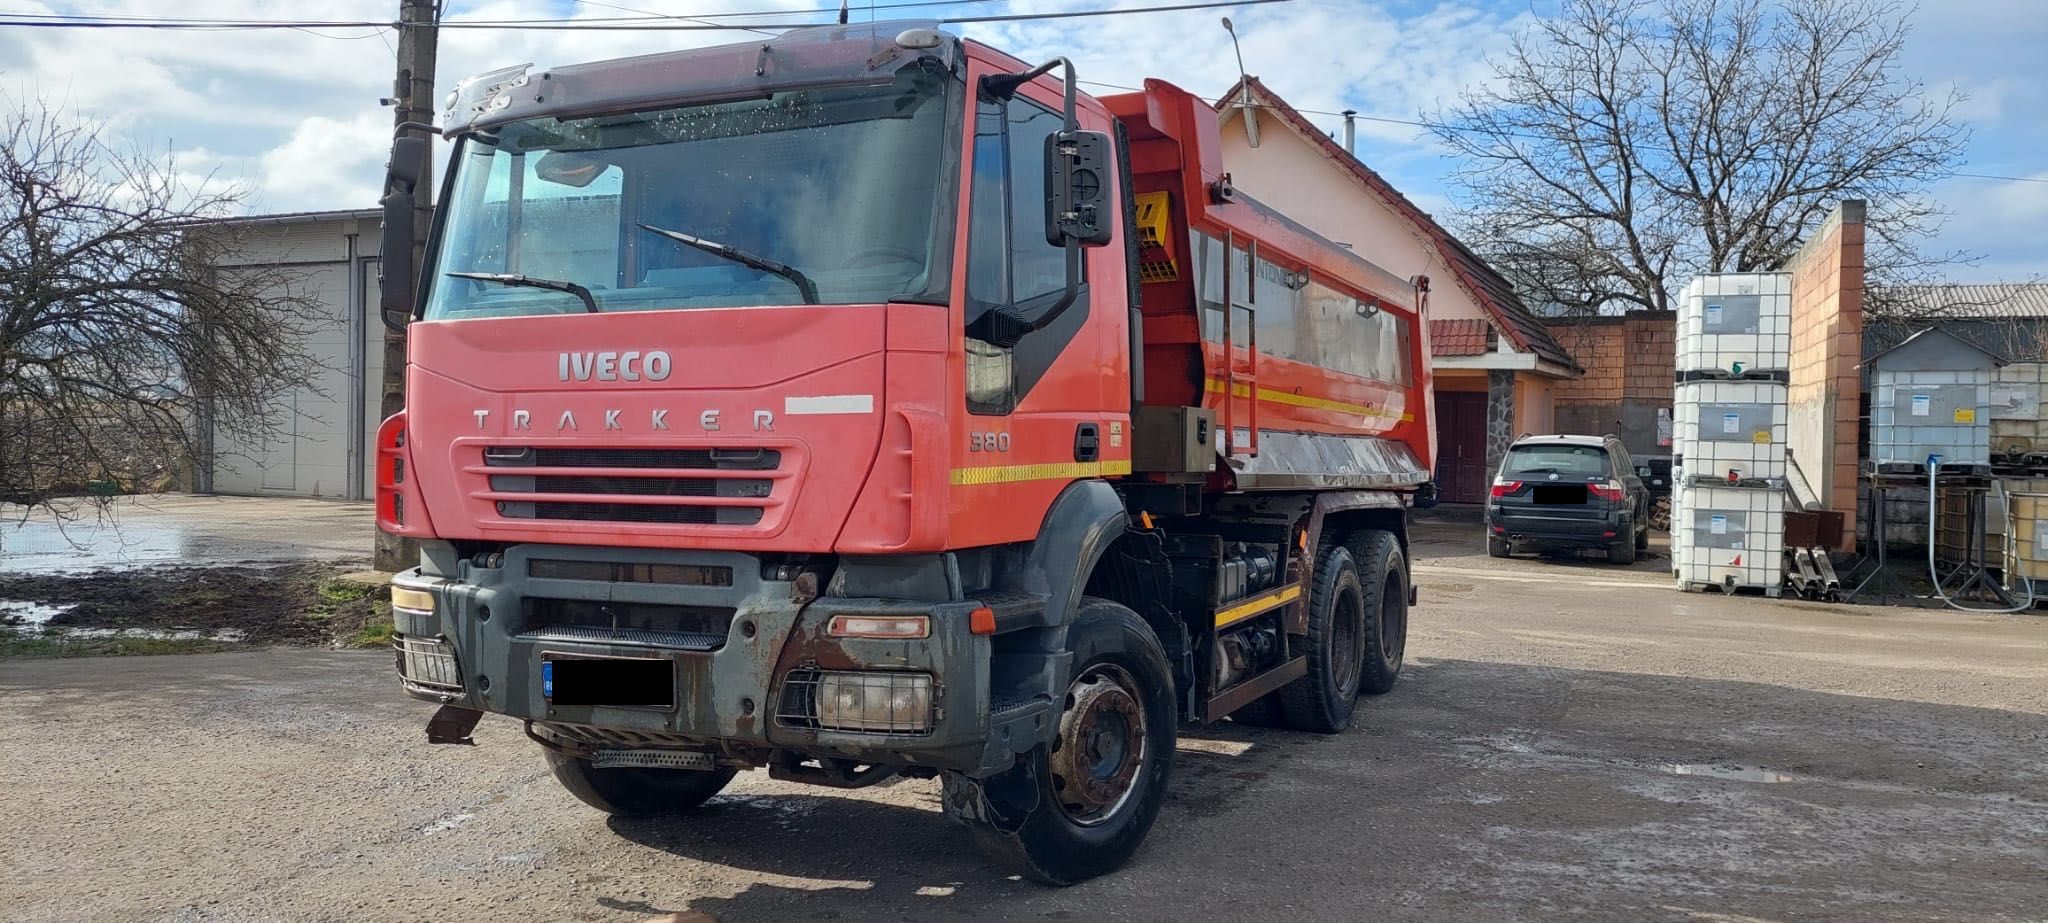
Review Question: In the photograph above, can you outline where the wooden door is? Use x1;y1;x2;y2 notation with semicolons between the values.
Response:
1434;391;1489;504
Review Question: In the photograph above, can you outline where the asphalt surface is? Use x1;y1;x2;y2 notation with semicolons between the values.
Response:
4;515;2047;921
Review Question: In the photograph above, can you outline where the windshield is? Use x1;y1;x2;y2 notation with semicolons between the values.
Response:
422;70;953;319
1504;444;1610;478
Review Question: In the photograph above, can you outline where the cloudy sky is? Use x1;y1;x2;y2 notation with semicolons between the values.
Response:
1;0;2040;280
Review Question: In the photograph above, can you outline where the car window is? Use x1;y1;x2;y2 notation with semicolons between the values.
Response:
1504;444;1610;477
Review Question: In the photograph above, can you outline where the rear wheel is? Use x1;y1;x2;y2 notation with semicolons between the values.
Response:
1348;530;1409;696
544;750;738;817
1608;536;1638;565
1276;544;1368;732
951;598;1176;885
1487;536;1510;558
1635;522;1649;551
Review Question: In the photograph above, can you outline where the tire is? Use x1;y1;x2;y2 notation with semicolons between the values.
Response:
1275;544;1369;732
1607;537;1637;565
954;598;1176;885
1347;530;1409;697
544;749;738;817
1635;523;1649;551
1487;536;1510;558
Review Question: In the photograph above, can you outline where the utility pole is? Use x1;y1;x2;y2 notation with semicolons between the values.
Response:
374;0;439;572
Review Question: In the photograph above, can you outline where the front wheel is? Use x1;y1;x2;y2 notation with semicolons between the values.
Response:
950;598;1176;885
544;749;738;817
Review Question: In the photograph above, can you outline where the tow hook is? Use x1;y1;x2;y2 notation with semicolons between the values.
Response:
426;705;484;745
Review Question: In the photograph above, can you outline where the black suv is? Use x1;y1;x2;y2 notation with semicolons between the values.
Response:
1485;434;1649;564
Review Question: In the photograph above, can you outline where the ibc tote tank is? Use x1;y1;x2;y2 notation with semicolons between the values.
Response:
1866;328;2004;469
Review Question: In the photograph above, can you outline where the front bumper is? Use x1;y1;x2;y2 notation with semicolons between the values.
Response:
390;543;996;772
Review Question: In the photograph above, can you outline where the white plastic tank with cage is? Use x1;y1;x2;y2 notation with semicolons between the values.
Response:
1676;272;1792;375
1867;328;2004;470
1673;379;1788;482
1990;361;2048;463
1673;484;1785;593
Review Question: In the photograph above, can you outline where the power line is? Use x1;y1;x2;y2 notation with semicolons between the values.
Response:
0;0;1285;30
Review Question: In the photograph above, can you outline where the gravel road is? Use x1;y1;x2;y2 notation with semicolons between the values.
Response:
4;518;2046;921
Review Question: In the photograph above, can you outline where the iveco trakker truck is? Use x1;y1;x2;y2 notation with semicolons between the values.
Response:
376;22;1435;884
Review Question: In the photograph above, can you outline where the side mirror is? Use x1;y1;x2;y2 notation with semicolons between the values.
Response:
1044;129;1114;247
378;190;416;331
388;135;430;190
377;134;432;332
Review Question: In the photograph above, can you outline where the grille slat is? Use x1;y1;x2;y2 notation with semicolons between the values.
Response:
531;448;779;470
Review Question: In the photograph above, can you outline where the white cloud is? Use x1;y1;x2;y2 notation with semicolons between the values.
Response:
253;110;393;212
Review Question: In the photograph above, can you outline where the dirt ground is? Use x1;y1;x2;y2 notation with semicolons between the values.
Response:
3;514;2046;921
0;562;387;648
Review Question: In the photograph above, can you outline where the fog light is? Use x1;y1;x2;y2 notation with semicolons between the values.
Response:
390;583;437;613
395;635;463;693
815;672;933;734
827;614;929;639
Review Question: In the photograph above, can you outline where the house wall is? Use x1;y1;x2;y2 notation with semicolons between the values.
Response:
1545;311;1677;456
1217;112;1489;324
1787;201;1866;551
1512;373;1555;438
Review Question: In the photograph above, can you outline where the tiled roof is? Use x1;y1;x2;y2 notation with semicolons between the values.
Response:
1219;78;1580;374
1431;318;1491;357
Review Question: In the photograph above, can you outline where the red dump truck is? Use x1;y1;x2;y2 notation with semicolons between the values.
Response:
374;22;1435;883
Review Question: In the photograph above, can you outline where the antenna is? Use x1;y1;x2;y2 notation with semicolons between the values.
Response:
1221;17;1258;148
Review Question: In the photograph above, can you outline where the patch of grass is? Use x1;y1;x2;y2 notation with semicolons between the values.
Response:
317;578;376;604
350;617;397;649
0;633;235;659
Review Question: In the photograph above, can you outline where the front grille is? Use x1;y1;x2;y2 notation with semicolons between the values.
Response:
472;445;788;528
523;597;734;650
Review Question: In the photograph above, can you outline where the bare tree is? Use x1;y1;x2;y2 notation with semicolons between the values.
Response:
1428;0;1968;314
0;103;323;510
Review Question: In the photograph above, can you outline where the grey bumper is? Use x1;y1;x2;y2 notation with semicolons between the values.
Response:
390;543;1001;772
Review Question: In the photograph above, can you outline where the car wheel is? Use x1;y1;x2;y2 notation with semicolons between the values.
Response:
1607;537;1637;565
1487;536;1510;558
948;598;1176;885
1635;523;1649;551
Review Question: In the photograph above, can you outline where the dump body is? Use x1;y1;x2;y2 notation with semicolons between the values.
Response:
376;24;1431;880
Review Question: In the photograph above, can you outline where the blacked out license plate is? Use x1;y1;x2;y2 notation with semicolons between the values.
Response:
542;657;674;708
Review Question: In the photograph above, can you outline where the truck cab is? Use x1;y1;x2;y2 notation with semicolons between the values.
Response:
377;22;1431;884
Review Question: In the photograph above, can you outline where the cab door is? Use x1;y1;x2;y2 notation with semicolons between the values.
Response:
945;60;1133;548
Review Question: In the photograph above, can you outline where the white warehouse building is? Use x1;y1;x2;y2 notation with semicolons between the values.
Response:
199;208;387;501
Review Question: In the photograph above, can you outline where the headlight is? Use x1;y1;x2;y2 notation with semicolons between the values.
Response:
390;583;437;613
815;672;933;734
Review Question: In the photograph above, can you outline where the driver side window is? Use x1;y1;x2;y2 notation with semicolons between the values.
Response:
966;97;1069;321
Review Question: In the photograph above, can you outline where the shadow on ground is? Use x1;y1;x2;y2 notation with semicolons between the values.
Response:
590;658;2048;922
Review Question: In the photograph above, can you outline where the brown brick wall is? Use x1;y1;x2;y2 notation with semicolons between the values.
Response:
1786;201;1866;552
1546;311;1676;453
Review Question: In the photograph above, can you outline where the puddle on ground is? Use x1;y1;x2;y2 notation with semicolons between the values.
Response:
0;600;75;626
1;600;245;643
1664;763;1800;783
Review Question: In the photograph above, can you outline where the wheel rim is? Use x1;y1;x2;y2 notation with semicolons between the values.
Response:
1332;583;1364;696
1049;663;1148;826
1380;573;1406;665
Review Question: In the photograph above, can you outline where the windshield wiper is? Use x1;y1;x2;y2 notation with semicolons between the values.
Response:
446;271;599;313
637;223;819;305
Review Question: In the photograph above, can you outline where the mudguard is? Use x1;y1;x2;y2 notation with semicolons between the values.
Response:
1015;479;1130;631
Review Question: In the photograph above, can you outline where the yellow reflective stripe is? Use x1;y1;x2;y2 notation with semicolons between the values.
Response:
950;459;1133;486
1203;379;1414;422
1214;584;1302;629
